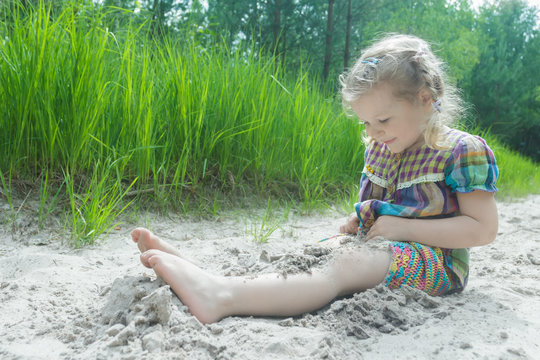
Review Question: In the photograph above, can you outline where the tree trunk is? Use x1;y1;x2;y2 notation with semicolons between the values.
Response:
322;0;335;80
152;0;160;36
344;0;352;69
273;0;282;54
248;0;259;46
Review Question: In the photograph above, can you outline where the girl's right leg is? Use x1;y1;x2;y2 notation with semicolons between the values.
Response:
132;228;391;324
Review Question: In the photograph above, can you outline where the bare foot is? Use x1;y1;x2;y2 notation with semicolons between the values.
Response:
141;249;230;324
131;227;197;268
131;227;176;254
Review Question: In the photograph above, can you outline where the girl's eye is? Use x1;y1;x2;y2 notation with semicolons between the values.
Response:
379;118;390;124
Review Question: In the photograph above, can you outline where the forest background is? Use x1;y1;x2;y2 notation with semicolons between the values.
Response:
1;0;539;246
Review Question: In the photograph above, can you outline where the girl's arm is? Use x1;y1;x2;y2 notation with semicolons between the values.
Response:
365;190;499;249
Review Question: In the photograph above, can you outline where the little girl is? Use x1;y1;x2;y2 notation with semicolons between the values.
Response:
131;34;499;324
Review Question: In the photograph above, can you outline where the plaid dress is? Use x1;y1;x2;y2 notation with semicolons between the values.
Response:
355;128;499;295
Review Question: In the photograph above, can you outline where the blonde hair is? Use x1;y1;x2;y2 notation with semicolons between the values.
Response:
340;34;464;149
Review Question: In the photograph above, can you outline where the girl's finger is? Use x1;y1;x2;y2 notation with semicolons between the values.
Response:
365;226;378;240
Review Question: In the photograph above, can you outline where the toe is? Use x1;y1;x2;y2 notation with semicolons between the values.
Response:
141;249;165;268
140;249;157;268
131;228;142;243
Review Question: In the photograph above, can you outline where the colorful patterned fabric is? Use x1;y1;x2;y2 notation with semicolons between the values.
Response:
355;128;499;293
386;241;458;296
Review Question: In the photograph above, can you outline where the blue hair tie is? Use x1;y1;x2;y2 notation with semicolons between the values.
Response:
432;99;442;113
361;57;379;65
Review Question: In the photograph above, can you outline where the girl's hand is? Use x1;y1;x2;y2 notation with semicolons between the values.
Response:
340;212;360;234
365;215;408;241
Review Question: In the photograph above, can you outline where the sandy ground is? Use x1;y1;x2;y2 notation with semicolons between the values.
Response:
0;194;539;360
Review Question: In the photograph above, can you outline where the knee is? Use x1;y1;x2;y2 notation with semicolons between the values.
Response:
327;247;391;295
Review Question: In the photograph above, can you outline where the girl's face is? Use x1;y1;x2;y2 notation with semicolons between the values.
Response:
350;83;432;154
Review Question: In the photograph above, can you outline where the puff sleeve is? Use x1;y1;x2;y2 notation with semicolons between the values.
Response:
444;135;499;193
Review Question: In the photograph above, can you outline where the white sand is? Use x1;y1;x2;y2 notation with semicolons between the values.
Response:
1;195;539;359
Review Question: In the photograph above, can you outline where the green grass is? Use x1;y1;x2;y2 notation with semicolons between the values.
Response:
0;2;363;245
1;2;539;245
483;134;540;200
248;198;281;243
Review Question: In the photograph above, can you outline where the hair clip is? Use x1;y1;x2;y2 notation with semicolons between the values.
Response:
412;51;425;63
361;57;379;65
432;99;442;113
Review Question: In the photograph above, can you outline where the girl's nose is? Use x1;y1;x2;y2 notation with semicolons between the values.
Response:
367;125;383;138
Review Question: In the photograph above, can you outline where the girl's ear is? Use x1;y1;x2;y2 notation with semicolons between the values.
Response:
418;89;432;104
418;89;433;111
